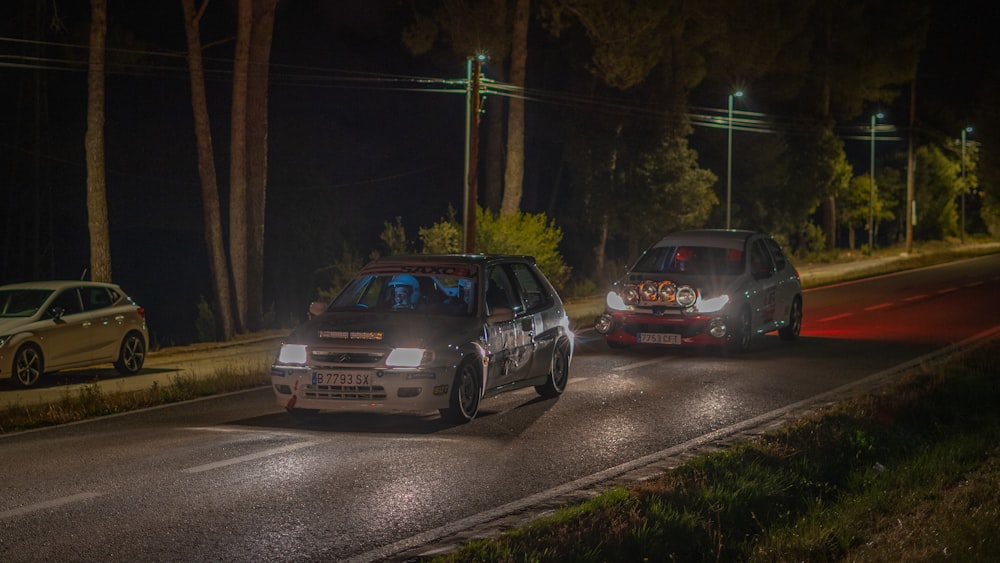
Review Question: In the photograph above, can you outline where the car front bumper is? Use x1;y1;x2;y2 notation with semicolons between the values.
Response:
595;309;735;347
270;365;454;412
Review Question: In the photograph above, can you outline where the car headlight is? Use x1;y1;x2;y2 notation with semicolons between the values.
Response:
386;348;431;368
276;344;308;365
657;281;676;302
676;285;697;307
623;285;639;305
640;281;659;301
606;291;627;311
696;294;729;313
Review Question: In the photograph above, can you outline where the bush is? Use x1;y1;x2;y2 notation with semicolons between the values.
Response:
419;207;572;292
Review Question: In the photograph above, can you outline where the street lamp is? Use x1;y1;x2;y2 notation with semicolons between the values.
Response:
868;112;884;253
726;90;743;230
960;126;973;243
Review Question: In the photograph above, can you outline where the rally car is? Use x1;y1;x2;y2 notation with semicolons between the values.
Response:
271;254;573;422
594;230;802;352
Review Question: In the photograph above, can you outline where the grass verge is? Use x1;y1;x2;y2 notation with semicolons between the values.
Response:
0;367;270;434
428;339;1000;562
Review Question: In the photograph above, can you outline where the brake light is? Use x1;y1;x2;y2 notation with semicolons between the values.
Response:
136;307;146;319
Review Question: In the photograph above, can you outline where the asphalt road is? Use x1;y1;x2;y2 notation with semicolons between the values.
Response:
1;254;999;562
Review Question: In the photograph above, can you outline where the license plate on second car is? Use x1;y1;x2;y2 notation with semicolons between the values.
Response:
638;332;681;345
312;371;371;386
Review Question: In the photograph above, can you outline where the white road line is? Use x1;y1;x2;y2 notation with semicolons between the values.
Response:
904;294;929;302
817;312;854;322
864;303;893;311
936;287;958;294
0;492;102;519
965;281;984;287
611;356;676;371
181;441;319;474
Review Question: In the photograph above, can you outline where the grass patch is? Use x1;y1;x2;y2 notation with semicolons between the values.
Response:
430;340;1000;562
0;366;270;434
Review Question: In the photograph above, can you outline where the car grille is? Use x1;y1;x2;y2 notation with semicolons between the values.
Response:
304;384;387;400
310;351;384;364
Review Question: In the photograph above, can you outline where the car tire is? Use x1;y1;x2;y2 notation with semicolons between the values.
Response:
440;358;482;423
726;307;753;353
779;296;802;341
535;338;570;399
114;331;146;375
14;344;43;388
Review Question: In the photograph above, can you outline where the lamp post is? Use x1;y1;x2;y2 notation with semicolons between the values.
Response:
960;126;973;243
868;112;883;253
726;90;743;230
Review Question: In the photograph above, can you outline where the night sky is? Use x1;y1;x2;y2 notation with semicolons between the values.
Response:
1;0;996;344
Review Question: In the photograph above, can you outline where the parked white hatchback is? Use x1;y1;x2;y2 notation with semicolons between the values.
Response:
0;280;149;387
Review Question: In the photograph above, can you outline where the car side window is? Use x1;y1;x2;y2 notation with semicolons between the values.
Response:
509;262;550;312
47;288;83;318
750;239;775;278
485;266;517;315
83;287;113;311
763;237;787;270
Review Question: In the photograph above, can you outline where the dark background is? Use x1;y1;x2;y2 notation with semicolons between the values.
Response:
1;0;995;345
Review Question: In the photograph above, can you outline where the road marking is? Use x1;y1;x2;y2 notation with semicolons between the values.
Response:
0;492;102;519
181;441;319;474
817;312;853;322
904;294;929;302
864;303;892;311
936;287;958;295
612;356;676;371
964;281;984;288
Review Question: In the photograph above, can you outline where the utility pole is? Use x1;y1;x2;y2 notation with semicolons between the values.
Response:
463;55;484;254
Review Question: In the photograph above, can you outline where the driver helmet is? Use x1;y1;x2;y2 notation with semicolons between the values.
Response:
388;274;421;308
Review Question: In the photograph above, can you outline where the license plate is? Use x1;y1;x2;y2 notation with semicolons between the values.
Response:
312;371;371;385
638;332;681;345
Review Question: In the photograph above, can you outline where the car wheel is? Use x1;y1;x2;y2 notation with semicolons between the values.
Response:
726;307;753;353
779;296;802;341
440;358;481;423
535;338;570;399
114;331;146;375
14;344;43;388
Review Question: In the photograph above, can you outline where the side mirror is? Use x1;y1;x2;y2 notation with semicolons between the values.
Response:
308;301;328;319
49;306;66;322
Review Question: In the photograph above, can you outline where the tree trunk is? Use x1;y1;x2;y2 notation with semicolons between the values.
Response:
85;0;112;282
181;0;235;341
499;0;529;218
229;0;252;333
246;0;277;332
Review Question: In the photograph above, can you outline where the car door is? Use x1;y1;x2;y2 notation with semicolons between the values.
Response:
80;285;121;362
747;237;780;332
507;261;554;380
482;264;533;389
39;287;94;369
763;237;799;324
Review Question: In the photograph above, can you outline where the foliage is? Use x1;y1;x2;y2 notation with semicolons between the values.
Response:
379;216;410;256
194;295;217;343
914;143;962;240
418;206;571;292
313;242;366;302
418;206;463;254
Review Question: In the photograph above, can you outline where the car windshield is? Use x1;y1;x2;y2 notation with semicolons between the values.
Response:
632;245;745;276
0;289;53;317
328;273;477;316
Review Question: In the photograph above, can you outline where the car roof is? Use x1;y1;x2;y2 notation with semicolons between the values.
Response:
361;254;537;272
0;280;122;291
650;229;760;250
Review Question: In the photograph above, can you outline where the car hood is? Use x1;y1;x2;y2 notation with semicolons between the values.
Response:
287;310;480;349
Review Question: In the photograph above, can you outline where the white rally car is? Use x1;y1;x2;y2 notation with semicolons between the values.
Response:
271;254;573;422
